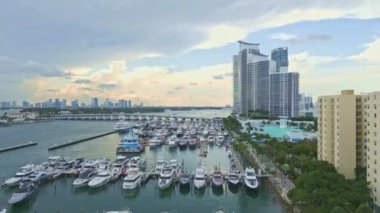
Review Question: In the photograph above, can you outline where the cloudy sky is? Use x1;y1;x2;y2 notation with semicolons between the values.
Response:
0;0;379;106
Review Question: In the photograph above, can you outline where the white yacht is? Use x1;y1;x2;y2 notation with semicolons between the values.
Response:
244;167;259;189
227;171;240;186
4;164;35;187
193;165;207;189
73;169;97;188
111;156;128;181
96;159;110;173
168;136;177;148
8;181;37;205
208;136;215;144
122;170;144;190
126;157;146;171
157;166;175;190
148;137;160;148
154;158;167;174
88;171;111;188
114;120;130;132
168;159;182;174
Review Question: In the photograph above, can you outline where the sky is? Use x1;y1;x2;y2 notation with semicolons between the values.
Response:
0;0;379;106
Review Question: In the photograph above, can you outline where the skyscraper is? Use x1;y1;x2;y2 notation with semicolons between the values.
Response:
233;41;299;117
71;100;79;109
91;97;99;108
235;41;272;114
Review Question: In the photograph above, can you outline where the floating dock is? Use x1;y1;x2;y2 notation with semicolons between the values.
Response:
0;141;38;153
48;131;117;151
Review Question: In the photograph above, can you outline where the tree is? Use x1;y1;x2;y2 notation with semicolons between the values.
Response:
355;204;372;213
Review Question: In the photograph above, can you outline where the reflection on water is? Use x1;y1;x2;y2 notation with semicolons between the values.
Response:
211;186;224;196
228;183;240;194
179;185;191;195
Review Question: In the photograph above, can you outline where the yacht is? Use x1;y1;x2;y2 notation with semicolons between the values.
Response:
167;136;177;148
168;159;182;174
114;120;130;132
227;171;240;186
122;170;144;190
179;171;191;186
148;137;160;148
4;164;35;187
96;159;110;173
111;156;129;181
73;169;97;188
88;171;111;188
208;136;215;144
25;172;52;184
176;129;183;138
189;137;197;148
126;157;146;171
211;167;224;188
193;165;207;189
179;137;188;148
117;131;144;153
244;167;259;189
157;166;175;190
8;180;37;205
154;158;167;174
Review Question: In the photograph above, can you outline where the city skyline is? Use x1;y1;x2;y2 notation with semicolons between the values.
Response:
0;1;379;106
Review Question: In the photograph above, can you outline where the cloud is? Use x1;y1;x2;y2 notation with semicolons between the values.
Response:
224;72;233;77
73;79;92;84
306;33;332;41
174;86;184;90
45;89;59;92
189;82;197;86
213;74;225;80
271;33;332;44
270;33;299;42
98;83;118;90
81;87;98;92
349;37;380;64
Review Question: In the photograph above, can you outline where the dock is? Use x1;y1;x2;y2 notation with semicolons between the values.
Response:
48;131;117;150
0;141;38;153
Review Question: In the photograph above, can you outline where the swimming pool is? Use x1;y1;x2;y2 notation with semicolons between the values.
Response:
254;124;314;142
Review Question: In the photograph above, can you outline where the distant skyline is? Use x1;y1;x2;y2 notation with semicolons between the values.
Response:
0;1;379;106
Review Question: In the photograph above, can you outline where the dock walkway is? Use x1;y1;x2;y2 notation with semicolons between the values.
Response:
0;141;38;153
48;131;117;150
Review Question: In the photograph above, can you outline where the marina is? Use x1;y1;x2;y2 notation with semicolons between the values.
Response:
0;112;284;213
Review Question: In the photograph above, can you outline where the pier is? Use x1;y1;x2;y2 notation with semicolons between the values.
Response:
48;131;117;151
0;141;38;153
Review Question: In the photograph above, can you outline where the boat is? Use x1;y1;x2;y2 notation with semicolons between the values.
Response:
114;120;130;132
73;169;97;188
122;170;144;190
179;171;191;186
189;137;197;148
227;171;240;186
96;159;110;173
179;137;188;148
3;164;35;187
88;171;111;188
211;167;224;187
154;158;167;174
208;136;215;144
244;167;259;189
176;129;183;137
157;166;175;190
25;171;52;184
0;209;6;213
111;156;128;181
8;180;37;205
193;165;207;189
103;210;132;213
167;136;177;148
126;157;146;171
148;137;160;148
117;130;144;153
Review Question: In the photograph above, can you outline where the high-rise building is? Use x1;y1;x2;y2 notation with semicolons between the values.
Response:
235;41;272;114
128;100;132;108
299;93;316;117
232;55;239;113
60;99;67;109
11;101;17;108
317;90;366;179
233;41;299;117
364;91;380;206
91;97;99;108
71;100;79;109
22;101;30;108
271;47;289;73
269;72;299;117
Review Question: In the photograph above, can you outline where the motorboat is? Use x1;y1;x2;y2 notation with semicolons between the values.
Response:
179;137;188;148
148;137;160;148
211;167;224;188
179;171;191;186
8;180;37;205
4;164;35;187
103;210;132;213
193;165;207;189
88;171;111;188
126;157;146;171
157;166;175;190
117;131;144;153
227;171;240;186
176;129;183;137
114;120;130;132
168;136;177;148
111;156;128;181
208;136;215;144
154;158;167;174
25;172;52;184
96;159;110;173
244;167;259;189
168;159;182;174
73;169;97;188
122;170;144;190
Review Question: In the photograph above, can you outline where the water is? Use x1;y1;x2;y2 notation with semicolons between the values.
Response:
259;125;303;138
0;112;284;213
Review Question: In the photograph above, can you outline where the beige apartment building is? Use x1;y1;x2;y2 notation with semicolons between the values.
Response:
317;90;365;179
318;90;380;206
365;91;380;206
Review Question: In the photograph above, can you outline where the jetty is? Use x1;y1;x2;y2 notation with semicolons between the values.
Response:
0;141;38;153
48;131;117;150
